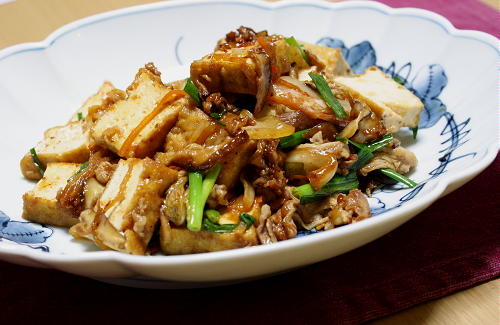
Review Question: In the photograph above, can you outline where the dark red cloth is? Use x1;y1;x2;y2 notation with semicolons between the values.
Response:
2;155;498;324
374;0;500;38
1;1;499;324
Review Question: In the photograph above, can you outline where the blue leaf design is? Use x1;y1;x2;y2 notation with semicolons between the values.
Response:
0;210;52;244
345;41;376;74
316;37;348;58
411;64;448;128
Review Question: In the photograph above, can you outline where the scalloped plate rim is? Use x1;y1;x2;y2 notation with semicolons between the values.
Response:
0;0;498;283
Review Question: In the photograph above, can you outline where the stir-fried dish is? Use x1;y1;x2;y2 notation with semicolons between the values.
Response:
20;27;422;255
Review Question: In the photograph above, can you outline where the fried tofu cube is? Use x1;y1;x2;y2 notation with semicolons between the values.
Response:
334;67;424;132
91;64;189;158
69;81;115;122
22;163;81;227
160;195;262;254
90;158;178;255
191;49;270;97
190;47;271;111
300;41;352;77
160;221;258;255
20;121;89;180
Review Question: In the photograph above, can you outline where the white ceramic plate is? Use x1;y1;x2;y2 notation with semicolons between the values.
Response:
0;0;497;288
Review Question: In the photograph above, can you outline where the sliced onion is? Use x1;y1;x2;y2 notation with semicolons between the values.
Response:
243;115;295;139
338;105;369;138
241;176;255;211
280;76;320;98
307;160;338;190
286;145;333;173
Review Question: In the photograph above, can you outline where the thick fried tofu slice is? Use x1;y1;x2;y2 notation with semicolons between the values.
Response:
334;67;424;132
191;49;270;97
20;121;89;180
22;163;81;227
69;81;115;122
160;195;262;254
160;222;258;255
89;158;178;255
91;64;189;158
300;41;352;77
191;46;271;112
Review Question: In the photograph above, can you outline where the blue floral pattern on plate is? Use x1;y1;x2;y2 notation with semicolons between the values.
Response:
0;210;52;251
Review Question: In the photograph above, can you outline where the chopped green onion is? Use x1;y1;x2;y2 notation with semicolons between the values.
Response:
202;218;237;233
239;212;256;228
77;112;83;121
285;36;310;65
187;171;204;232
279;129;309;149
336;136;365;150
187;164;222;232
293;171;359;204
393;75;405;85
183;77;201;104
379;168;417;188
68;161;89;182
209;111;226;120
204;209;221;223
29;148;45;176
366;133;394;152
201;164;222;203
209;111;227;126
309;73;347;119
411;126;418;139
350;147;374;171
337;133;394;170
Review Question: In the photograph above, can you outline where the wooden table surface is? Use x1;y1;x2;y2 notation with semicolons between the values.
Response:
0;0;498;324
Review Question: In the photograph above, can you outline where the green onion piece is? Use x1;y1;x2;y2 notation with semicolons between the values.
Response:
187;171;204;232
202;218;237;233
292;183;315;199
209;111;227;126
366;133;394;152
336;136;365;150
29;148;45;176
68;161;89;182
393;75;405;85
337;133;394;171
188;164;223;232
285;36;310;65
337;133;393;152
379;168;417;188
183;77;201;104
279;129;309;149
293;171;359;204
309;73;347;119
77;112;83;121
350;147;374;171
411;126;418;139
209;111;226;120
204;209;221;223
239;212;256;228
201;164;222;203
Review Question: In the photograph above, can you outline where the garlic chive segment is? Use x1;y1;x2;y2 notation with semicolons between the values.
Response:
309;73;347;119
380;168;417;188
29;148;45;176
